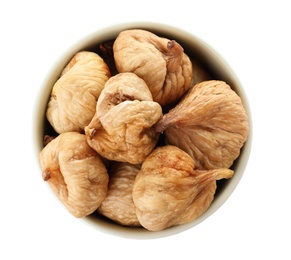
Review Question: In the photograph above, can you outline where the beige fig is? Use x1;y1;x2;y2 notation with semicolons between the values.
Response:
132;145;233;231
98;162;141;227
175;181;217;226
85;72;163;164
155;80;249;170
46;51;111;134
113;29;192;107
39;132;109;218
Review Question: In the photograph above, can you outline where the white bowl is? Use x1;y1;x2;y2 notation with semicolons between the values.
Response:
32;22;252;239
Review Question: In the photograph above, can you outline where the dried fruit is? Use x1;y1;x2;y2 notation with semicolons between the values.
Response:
85;72;163;164
113;29;192;106
98;162;141;227
46;51;111;133
39;132;109;218
155;80;249;170
175;181;216;225
132;145;233;231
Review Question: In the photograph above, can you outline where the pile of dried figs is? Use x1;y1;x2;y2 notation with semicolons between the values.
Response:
39;29;249;231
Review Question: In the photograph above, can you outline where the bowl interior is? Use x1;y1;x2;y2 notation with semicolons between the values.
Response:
33;22;252;239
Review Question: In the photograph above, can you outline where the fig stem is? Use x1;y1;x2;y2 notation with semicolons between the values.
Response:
43;170;51;181
154;121;166;133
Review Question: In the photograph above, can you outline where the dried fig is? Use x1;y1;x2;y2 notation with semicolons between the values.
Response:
46;51;111;134
132;145;233;231
85;72;163;164
98;162;141;227
155;80;249;170
39;132;109;218
113;29;192;107
175;181;217;225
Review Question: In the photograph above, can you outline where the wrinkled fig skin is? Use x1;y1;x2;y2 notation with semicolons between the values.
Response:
46;51;111;134
113;29;193;107
85;72;163;164
155;80;249;170
132;145;233;231
98;162;141;227
39;132;109;218
175;181;216;225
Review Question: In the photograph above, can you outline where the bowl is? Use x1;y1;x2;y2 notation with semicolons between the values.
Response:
33;22;252;239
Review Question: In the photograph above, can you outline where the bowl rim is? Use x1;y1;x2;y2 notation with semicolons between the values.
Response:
32;21;252;239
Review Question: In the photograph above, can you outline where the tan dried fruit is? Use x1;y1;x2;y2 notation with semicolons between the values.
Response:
46;51;111;134
155;80;249;170
132;145;233;231
98;162;141;227
39;132;109;218
113;29;192;107
175;181;217;225
85;72;163;164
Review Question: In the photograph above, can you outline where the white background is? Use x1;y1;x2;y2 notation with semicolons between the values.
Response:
1;0;290;259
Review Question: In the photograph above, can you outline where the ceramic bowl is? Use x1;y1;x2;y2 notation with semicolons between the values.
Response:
33;22;252;239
